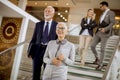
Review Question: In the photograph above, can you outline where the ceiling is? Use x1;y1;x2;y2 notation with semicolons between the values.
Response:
26;6;69;21
9;0;120;22
25;0;92;21
25;0;73;21
28;0;58;1
27;0;75;7
9;0;74;22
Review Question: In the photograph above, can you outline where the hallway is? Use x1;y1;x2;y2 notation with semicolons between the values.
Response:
0;0;120;80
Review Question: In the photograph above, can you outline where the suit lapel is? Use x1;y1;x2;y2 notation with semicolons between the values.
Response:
37;21;44;43
38;21;45;39
48;20;54;36
41;21;45;35
86;18;92;24
84;18;87;23
89;19;93;24
102;10;110;22
104;10;109;19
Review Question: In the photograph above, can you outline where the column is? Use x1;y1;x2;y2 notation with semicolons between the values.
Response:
0;15;3;27
18;0;27;10
10;17;29;80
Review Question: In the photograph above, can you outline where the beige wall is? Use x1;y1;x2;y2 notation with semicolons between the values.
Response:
68;0;120;24
92;0;120;9
25;20;36;42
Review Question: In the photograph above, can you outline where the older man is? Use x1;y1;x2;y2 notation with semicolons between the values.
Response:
42;22;75;80
27;6;58;80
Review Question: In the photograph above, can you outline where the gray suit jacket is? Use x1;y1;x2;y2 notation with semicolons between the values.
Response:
43;40;75;66
43;40;75;80
98;10;115;37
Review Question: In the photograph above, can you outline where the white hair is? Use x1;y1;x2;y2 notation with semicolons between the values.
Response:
57;22;68;30
46;6;55;13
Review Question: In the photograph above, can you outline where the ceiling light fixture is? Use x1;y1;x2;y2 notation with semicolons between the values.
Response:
45;3;48;5
55;2;58;5
115;17;120;20
35;2;37;5
58;13;60;15
65;19;67;21
60;15;63;17
66;3;69;6
65;10;68;13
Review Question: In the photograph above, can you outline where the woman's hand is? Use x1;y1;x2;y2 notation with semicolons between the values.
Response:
57;54;65;61
52;58;61;66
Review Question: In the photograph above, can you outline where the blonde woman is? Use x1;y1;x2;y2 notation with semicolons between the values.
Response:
79;9;97;66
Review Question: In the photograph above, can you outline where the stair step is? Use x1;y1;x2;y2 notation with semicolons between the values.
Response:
20;66;32;72
18;69;32;80
68;67;103;79
70;64;105;72
103;61;109;64
68;73;96;80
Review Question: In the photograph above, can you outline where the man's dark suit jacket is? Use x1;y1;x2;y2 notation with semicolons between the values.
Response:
79;18;97;36
27;20;58;58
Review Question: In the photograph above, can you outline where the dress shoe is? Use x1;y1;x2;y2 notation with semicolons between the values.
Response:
96;65;103;70
80;63;85;66
93;58;100;65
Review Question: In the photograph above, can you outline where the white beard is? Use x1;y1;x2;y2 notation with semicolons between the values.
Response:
44;15;51;19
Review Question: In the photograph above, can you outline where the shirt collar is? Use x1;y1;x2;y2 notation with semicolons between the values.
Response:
45;19;52;24
104;9;110;14
56;39;67;45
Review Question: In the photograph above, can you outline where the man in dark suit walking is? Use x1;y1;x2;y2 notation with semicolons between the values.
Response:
91;1;115;70
27;6;57;80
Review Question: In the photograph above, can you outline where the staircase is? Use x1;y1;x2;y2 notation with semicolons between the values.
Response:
67;35;120;80
16;35;120;80
17;43;33;80
0;0;120;80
